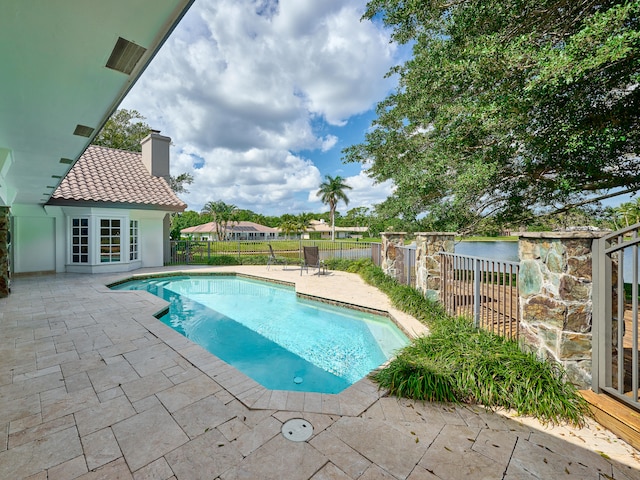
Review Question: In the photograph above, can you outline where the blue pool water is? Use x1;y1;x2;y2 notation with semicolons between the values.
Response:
111;275;409;394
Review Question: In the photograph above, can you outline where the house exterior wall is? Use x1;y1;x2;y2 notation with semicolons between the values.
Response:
181;226;279;241
10;204;170;275
11;204;56;274
135;212;167;268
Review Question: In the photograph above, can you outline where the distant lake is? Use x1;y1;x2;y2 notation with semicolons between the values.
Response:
454;241;640;284
454;241;519;262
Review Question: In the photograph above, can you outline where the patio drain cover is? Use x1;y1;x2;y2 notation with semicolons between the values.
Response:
282;418;313;442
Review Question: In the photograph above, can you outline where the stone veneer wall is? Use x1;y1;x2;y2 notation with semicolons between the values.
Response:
518;231;606;388
380;232;406;283
0;207;9;298
415;233;455;301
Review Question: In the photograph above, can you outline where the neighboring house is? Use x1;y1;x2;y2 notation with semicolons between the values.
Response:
181;221;279;241
303;219;368;240
25;132;186;274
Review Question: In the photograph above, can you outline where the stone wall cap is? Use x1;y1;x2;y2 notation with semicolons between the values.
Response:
381;231;407;235
520;231;609;239
414;232;457;236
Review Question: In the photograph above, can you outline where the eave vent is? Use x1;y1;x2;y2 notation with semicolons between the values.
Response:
73;125;94;138
106;37;147;75
60;158;74;164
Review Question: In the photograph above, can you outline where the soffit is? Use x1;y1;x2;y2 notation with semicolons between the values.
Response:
0;0;193;205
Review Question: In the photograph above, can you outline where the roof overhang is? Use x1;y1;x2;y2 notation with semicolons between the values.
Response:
46;198;186;213
0;0;194;206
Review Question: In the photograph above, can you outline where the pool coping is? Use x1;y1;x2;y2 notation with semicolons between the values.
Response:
109;270;417;339
108;270;394;415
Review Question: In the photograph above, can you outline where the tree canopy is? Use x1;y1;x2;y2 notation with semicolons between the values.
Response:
201;200;238;240
278;213;314;239
93;109;151;152
169;172;194;194
345;0;640;233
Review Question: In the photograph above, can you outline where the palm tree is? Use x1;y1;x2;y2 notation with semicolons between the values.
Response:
317;175;352;241
201;200;238;240
614;200;640;228
278;219;298;239
296;212;314;237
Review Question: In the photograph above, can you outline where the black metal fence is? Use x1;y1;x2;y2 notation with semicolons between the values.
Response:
168;239;376;265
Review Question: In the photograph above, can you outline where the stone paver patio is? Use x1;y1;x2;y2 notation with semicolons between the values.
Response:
1;265;639;479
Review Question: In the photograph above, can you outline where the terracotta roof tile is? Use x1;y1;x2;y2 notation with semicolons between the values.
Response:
49;145;186;211
181;221;278;234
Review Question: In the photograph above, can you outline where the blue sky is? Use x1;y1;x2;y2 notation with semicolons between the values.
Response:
121;0;408;216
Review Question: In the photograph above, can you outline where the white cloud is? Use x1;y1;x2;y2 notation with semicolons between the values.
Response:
173;145;322;215
320;135;338;152
122;0;401;216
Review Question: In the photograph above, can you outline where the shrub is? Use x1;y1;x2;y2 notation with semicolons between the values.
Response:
239;255;270;265
329;258;589;426
206;255;239;266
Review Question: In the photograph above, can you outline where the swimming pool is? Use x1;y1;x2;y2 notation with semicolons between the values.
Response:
111;275;409;394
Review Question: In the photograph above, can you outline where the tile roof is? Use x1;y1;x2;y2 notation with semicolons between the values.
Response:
181;221;278;234
48;145;186;211
307;220;368;233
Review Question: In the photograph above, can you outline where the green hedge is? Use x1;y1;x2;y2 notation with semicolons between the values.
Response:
330;259;589;426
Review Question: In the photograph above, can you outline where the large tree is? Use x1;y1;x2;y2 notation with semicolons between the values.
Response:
345;1;640;233
317;175;352;241
169;172;194;194
93;109;150;152
170;210;203;240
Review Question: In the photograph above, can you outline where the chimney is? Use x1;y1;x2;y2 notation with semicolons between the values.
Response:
141;130;171;182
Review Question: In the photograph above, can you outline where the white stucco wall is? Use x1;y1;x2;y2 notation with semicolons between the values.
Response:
12;204;56;274
133;210;167;268
11;204;172;274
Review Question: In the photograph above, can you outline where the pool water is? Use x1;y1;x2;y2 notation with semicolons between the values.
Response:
112;275;409;393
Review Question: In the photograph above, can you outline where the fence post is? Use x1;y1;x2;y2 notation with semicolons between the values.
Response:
473;258;481;327
406;249;412;285
414;232;455;301
518;231;607;389
381;231;406;283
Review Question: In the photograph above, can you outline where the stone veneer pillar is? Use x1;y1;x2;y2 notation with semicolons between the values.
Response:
380;231;406;283
415;232;455;301
0;206;9;298
518;231;607;388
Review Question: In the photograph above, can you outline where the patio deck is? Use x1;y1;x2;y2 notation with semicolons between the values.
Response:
1;265;639;479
